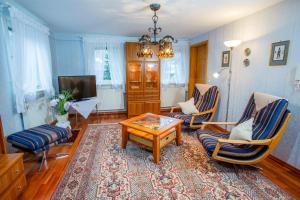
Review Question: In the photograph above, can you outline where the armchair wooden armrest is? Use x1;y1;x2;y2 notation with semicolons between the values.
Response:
170;106;181;113
217;138;272;145
192;108;214;116
200;121;237;130
201;121;238;126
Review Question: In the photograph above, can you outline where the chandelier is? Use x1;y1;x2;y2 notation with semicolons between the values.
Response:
137;3;177;59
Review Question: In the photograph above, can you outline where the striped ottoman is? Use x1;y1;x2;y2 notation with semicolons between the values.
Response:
7;124;70;154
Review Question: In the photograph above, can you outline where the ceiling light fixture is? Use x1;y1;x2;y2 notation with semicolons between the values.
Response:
137;3;177;59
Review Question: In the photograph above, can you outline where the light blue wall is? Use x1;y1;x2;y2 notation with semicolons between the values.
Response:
50;35;85;91
191;0;300;169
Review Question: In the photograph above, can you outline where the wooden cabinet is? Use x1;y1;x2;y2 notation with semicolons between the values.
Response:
0;153;27;200
144;101;161;114
126;42;160;118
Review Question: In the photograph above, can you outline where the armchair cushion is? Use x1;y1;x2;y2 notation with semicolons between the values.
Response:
229;118;254;140
178;98;199;114
168;112;211;126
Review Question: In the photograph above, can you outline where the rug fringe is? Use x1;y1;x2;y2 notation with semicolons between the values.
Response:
88;122;120;126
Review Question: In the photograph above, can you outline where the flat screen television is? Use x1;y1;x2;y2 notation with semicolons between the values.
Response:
58;75;97;100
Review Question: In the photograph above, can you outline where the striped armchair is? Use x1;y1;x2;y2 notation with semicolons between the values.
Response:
197;92;292;165
169;84;220;129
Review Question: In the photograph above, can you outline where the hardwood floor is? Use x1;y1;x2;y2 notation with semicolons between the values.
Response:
19;114;300;199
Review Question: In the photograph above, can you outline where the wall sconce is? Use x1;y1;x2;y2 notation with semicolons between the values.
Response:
213;68;225;79
243;48;251;67
295;67;300;89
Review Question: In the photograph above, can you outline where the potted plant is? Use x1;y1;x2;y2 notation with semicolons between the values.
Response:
50;90;73;124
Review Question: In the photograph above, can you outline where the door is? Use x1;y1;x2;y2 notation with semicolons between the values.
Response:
189;41;208;98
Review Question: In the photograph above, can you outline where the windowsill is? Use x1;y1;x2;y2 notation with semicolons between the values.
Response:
97;84;123;89
161;83;186;88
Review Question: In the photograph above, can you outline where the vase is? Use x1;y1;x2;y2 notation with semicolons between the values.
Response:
56;113;69;124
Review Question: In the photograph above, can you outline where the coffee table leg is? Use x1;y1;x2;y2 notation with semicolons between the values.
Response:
121;125;128;149
176;124;182;146
153;135;160;164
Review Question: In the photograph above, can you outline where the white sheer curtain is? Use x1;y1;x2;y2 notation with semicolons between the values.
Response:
83;38;125;90
0;7;11;71
160;44;189;89
107;42;125;89
8;7;53;113
83;40;106;85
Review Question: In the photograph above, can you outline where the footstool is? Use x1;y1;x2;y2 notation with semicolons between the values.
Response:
7;124;70;170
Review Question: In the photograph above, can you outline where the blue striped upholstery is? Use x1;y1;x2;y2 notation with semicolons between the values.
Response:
168;85;219;127
197;93;289;160
252;99;288;140
238;94;255;124
192;86;201;105
197;86;219;112
7;124;70;154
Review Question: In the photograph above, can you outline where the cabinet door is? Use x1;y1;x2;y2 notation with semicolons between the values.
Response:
128;101;144;117
144;61;160;91
127;62;143;92
126;42;143;61
144;101;160;114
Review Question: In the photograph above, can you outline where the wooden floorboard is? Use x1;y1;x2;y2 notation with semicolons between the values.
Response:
19;114;300;199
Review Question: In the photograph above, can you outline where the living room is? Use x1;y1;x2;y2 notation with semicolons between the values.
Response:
0;0;299;199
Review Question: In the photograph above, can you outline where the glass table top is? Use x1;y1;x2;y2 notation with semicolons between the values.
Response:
132;115;175;130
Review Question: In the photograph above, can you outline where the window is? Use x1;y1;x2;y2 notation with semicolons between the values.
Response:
161;51;188;87
168;61;176;81
84;40;124;89
95;49;112;84
2;7;53;113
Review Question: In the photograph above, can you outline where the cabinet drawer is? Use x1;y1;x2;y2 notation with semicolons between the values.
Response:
127;94;144;101
0;158;24;194
1;174;27;200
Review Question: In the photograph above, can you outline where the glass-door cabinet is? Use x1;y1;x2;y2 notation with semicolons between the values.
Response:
127;62;143;91
144;61;159;90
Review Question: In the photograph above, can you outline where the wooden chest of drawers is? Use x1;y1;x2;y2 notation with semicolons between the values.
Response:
0;153;27;200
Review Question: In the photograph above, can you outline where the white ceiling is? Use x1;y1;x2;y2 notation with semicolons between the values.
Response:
14;0;284;39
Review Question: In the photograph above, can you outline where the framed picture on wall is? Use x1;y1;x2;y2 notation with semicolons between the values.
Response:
269;40;290;66
222;51;230;67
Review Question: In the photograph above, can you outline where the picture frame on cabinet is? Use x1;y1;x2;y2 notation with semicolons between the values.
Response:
269;40;290;66
222;51;230;67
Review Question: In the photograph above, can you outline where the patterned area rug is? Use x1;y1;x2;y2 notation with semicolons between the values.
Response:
52;124;292;200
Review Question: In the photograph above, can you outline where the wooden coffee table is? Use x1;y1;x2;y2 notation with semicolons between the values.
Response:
119;113;183;164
